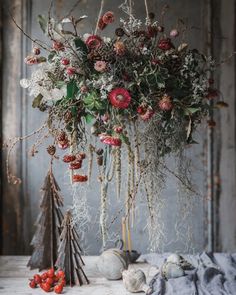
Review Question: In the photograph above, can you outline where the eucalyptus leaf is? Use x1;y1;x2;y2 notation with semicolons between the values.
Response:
32;94;43;108
38;15;47;33
184;107;200;115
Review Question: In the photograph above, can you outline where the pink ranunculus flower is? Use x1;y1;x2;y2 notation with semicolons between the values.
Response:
85;35;102;50
108;88;131;109
94;61;107;72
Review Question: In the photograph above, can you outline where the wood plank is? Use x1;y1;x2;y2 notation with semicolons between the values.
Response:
0;256;154;295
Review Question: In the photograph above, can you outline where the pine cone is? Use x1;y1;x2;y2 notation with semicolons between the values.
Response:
57;131;67;142
96;156;103;166
47;145;56;156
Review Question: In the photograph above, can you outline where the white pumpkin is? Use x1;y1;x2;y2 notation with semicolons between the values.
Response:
97;249;128;280
122;269;151;294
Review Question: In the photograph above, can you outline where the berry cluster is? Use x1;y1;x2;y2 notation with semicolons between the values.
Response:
29;268;65;293
62;151;88;183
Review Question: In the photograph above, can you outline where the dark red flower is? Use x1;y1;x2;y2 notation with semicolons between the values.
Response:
100;135;122;147
53;41;64;51
63;154;76;163
206;89;219;99
86;35;102;50
102;11;115;24
140;108;155;121
98;17;107;30
158;38;174;51
108;88;131;109
69;161;82;170
158;94;173;111
73;174;88;182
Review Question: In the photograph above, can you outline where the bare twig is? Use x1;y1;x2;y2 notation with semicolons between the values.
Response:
9;11;50;51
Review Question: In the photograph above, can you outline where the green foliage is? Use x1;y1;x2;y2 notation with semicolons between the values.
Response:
67;81;78;99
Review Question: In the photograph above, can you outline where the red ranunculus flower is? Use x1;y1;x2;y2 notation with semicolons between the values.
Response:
85;35;102;50
102;11;115;24
158;38;174;51
108;88;131;109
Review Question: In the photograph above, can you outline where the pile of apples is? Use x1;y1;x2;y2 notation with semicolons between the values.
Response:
29;268;65;293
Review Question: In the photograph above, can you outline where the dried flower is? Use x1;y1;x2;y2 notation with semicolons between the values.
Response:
114;126;123;133
94;61;107;72
66;67;76;75
86;35;102;49
140;108;155;121
53;41;64;51
80;85;88;93
61;58;70;65
114;41;126;56
115;28;125;37
102;11;115;24
157;26;164;32
63;154;76;163
207;119;216;128
170;29;179;37
32;47;41;55
47;145;56;156
158;94;173;111
69;161;82;170
73;174;88;182
100;135;122;147
98;17;107;30
158;38;174;51
24;55;39;65
216;101;229;108
108;88;131;109
206;89;219;99
148;12;155;20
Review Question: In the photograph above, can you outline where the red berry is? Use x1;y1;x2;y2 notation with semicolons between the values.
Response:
41;272;48;280
60;278;66;287
33;274;42;284
57;269;65;279
61;58;70;65
29;279;37;288
66;67;76;75
54;284;63;294
46;277;54;285
53;275;59;282
41;283;51;292
53;41;64;51
47;268;55;278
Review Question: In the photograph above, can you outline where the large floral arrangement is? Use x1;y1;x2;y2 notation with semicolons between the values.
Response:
8;2;227;250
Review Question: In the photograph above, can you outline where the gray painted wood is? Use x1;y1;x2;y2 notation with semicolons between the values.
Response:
1;0;235;255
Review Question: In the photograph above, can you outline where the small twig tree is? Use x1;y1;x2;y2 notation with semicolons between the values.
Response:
55;210;89;286
27;165;64;271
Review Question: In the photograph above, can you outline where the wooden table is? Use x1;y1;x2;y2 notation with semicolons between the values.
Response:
0;256;153;295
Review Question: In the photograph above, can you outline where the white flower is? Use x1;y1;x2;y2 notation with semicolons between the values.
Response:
51;87;66;101
20;79;31;88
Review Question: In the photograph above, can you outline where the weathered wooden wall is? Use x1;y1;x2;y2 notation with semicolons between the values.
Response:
1;0;236;255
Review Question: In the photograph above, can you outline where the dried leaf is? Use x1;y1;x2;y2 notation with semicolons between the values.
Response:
186;118;192;140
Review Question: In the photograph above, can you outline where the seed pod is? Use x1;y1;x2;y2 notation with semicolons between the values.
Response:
96;148;104;156
47;145;56;156
115;28;125;37
97;155;103;166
